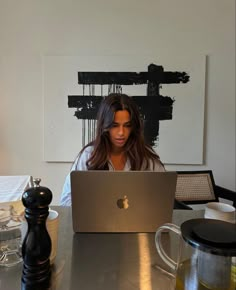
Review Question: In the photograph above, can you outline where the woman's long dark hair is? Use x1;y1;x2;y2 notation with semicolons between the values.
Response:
79;93;162;170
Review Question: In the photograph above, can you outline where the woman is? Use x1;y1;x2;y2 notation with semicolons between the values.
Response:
61;93;165;206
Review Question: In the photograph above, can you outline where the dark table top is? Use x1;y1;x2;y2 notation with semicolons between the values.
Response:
0;207;204;290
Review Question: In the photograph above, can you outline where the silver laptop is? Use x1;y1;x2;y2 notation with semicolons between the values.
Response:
71;171;177;233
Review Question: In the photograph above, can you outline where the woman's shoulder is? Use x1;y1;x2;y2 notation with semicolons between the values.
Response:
143;145;165;171
79;145;95;161
145;145;157;154
81;145;94;154
153;159;166;172
74;145;94;170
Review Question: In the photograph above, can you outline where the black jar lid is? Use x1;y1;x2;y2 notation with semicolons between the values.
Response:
181;218;236;256
22;178;52;209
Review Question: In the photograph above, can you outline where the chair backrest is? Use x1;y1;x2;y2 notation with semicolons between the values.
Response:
175;170;218;204
0;175;33;202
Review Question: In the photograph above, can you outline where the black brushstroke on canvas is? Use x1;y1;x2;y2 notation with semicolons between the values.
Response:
68;63;190;146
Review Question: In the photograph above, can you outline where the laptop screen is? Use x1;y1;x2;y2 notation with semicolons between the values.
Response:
71;171;177;233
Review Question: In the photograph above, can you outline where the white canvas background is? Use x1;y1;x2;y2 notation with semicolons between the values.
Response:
43;55;205;164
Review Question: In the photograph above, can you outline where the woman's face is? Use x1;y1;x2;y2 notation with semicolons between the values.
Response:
108;110;132;152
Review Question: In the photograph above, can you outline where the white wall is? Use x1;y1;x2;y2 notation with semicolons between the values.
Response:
0;0;235;205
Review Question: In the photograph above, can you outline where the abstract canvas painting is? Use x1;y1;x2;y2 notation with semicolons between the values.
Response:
43;55;205;164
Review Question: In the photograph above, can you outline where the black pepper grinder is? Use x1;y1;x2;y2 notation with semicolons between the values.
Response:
21;178;53;290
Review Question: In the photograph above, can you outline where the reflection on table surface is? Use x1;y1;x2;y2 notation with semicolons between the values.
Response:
0;206;204;290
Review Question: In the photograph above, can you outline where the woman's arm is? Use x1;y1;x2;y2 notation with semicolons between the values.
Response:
60;146;93;206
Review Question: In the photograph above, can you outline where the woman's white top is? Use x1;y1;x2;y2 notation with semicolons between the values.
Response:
60;146;165;206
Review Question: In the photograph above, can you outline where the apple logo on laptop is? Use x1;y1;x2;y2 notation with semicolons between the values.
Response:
117;195;129;209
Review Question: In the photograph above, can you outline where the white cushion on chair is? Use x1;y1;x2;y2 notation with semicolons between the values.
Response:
0;176;33;202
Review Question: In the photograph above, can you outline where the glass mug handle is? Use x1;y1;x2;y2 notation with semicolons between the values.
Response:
155;223;181;271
